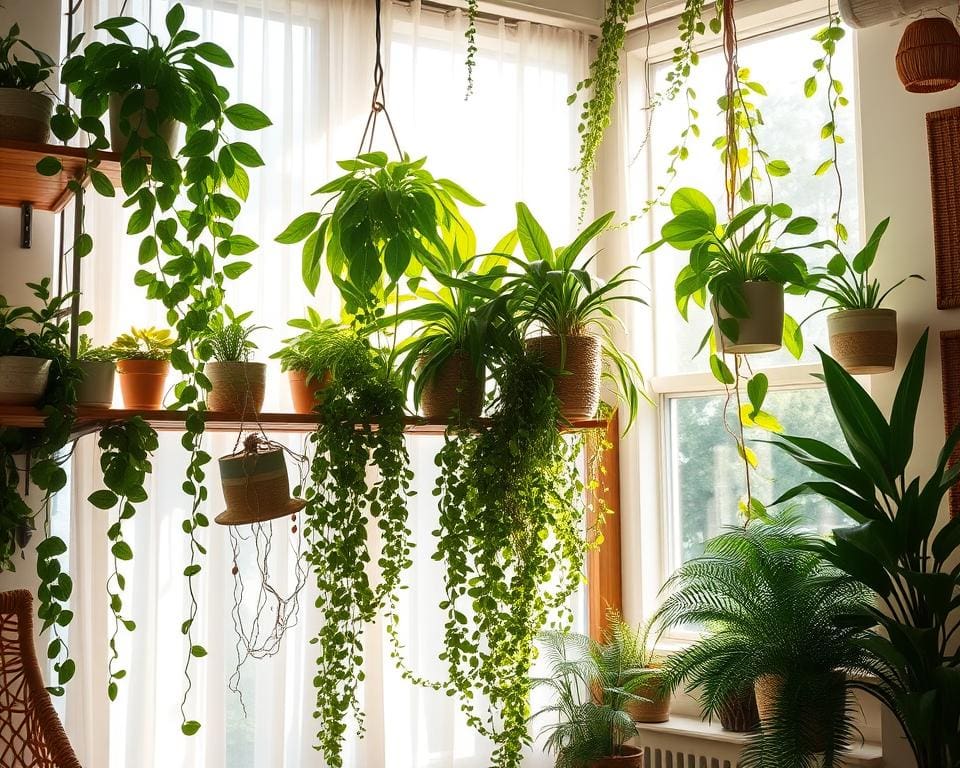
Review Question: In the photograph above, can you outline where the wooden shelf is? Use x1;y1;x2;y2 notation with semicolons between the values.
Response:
0;140;122;213
0;406;606;439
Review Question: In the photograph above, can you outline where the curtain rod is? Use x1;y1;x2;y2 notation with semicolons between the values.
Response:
396;0;600;35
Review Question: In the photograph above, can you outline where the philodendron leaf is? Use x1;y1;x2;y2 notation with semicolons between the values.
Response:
709;354;735;384
276;212;320;244
747;373;768;418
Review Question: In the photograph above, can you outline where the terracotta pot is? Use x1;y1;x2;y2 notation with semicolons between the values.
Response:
755;671;846;753
827;308;897;374
419;351;484;421
896;18;960;93
109;89;180;155
76;361;116;408
585;745;644;768
116;359;169;409
718;686;759;733
205;361;266;414
0;88;52;143
216;444;307;526
525;334;602;421
711;281;784;354
0;356;52;405
288;369;331;414
627;669;671;723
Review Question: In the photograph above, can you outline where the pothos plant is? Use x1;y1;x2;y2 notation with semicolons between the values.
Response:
43;4;271;734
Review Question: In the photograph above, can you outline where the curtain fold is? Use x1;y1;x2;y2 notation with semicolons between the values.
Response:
65;2;588;766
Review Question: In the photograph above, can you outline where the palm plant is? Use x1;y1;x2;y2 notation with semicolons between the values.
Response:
533;625;645;768
654;514;872;768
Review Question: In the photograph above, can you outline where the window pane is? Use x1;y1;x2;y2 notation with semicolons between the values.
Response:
664;387;849;569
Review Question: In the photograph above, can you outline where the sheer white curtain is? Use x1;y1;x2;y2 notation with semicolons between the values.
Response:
63;2;588;767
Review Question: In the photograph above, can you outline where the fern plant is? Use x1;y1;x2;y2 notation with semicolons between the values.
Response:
654;514;872;767
201;306;264;362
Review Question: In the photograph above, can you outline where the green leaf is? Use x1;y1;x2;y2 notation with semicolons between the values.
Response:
766;159;791;177
515;202;553;262
784;216;818;235
782;313;803;359
888;329;926;474
194;42;233;67
224;103;272;131
709;353;735;384
670;187;716;219
747;373;768;417
223;261;251;280
181;720;201;736
36;157;62;176
88;489;119;510
111;541;133;561
75;233;93;259
814;159;833;176
804;76;817;98
90;169;116;197
190;644;207;657
276;212;320;244
165;4;185;36
228;142;265;168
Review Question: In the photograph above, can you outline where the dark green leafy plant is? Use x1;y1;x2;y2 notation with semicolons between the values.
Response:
0;24;55;90
300;331;413;767
532;623;645;767
77;334;117;363
464;0;478;98
769;331;960;768
87;417;158;701
275;152;480;315
201;306;264;362
654;514;870;767
270;309;359;384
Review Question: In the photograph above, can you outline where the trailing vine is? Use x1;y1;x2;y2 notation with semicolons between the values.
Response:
301;334;413;767
464;0;479;99
87;417;159;701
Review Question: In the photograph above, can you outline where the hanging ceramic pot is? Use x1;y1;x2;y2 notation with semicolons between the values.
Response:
711;281;785;354
827;308;898;374
216;436;307;525
109;89;180;154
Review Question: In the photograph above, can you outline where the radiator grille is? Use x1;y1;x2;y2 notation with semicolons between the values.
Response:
643;748;737;768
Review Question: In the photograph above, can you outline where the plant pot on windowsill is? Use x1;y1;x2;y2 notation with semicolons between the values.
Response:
0;356;52;405
116;358;169;410
0;88;53;143
711;281;785;355
419;351;484;422
206;361;266;414
76;361;116;408
526;333;602;421
109;89;180;155
755;671;846;753
288;369;331;414
717;685;760;733
584;745;644;767
827;308;897;374
627;668;672;724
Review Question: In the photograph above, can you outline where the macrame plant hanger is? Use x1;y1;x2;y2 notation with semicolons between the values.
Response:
358;0;404;158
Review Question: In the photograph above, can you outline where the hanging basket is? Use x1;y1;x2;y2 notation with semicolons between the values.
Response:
419;351;484;421
525;334;602;421
896;18;960;93
216;436;306;526
711;281;785;355
827;308;898;374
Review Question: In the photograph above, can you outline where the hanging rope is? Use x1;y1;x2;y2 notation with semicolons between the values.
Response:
722;0;739;219
357;0;404;158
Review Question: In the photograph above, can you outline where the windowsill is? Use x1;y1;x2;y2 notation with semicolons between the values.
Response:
636;715;885;765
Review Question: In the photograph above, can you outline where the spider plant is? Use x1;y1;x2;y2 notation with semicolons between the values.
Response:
533;625;646;768
654;514;872;768
201;306;264;363
505;202;648;429
270;309;367;384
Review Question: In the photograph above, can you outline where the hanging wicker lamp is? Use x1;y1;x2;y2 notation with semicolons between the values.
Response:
896;17;960;93
216;435;306;525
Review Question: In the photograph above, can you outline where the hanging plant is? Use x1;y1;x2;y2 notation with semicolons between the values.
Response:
464;0;479;99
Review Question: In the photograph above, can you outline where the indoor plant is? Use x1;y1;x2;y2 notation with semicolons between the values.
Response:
602;611;672;724
200;307;266;414
770;331;960;768
111;327;174;410
0;23;55;142
533;626;645;767
507;203;647;427
654;514;871;765
76;334;117;408
805;217;922;374
0;286;65;405
651;187;817;356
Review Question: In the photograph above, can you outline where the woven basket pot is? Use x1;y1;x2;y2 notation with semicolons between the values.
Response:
755;671;846;753
584;745;644;768
896;18;960;93
0;356;52;405
76;361;116;408
718;686;760;733
109;90;180;154
711;281;784;355
288;369;331;414
827;308;898;374
0;88;53;143
205;362;266;414
419;351;484;421
116;359;169;409
526;334;602;421
216;446;307;525
626;669;672;723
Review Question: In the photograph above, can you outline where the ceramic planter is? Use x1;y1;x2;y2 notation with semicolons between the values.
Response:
216;444;306;526
116;359;169;409
419;351;484;421
627;669;671;723
755;671;846;753
206;361;266;414
711;281;784;354
288;369;331;414
109;90;180;155
76;361;116;408
0;88;53;143
0;356;52;405
585;745;644;767
526;333;602;421
827;308;897;374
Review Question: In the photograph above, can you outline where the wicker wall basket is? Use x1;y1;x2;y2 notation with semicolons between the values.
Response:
926;107;960;308
419;352;484;421
896;18;960;93
940;330;960;517
526;333;602;421
216;438;306;526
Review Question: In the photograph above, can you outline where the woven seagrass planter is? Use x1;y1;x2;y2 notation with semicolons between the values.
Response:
0;356;51;405
755;671;846;753
718;686;759;733
526;334;602;421
206;362;266;414
827;308;897;374
0;88;52;143
627;669;672;723
216;440;306;526
711;281;784;355
896;18;960;93
419;352;484;421
109;89;180;154
584;745;644;768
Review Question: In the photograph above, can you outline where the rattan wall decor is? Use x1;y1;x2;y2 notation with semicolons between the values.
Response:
940;330;960;517
926;106;960;309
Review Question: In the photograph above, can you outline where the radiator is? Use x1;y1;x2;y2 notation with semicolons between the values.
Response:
642;741;741;768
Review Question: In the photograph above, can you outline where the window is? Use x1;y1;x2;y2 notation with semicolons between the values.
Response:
625;16;861;598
